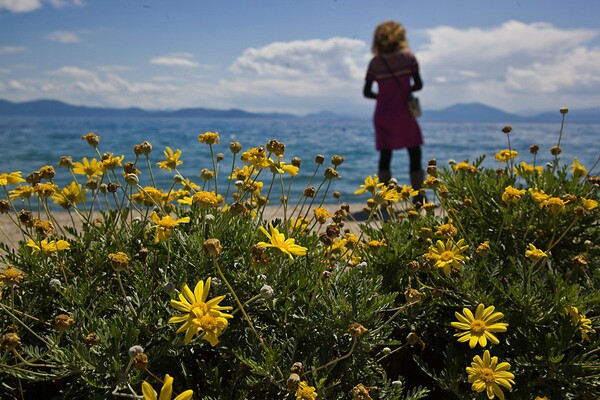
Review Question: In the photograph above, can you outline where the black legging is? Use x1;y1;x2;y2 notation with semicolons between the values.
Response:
379;146;422;173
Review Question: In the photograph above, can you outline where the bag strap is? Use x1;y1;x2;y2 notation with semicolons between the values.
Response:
379;56;402;87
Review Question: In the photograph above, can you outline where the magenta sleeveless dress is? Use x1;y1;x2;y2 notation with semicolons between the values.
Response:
365;49;423;150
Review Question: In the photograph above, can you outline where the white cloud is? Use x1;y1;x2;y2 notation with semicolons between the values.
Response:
231;37;366;81
47;31;82;43
416;20;600;111
0;0;42;12
0;0;81;13
96;65;132;73
47;0;84;8
150;53;199;68
0;46;27;55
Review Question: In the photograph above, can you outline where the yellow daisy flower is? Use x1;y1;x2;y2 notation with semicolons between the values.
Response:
570;157;587;177
72;157;103;178
466;350;515;400
494;149;518;162
257;224;308;260
169;277;233;346
426;239;469;276
354;175;384;195
26;239;70;255
501;186;526;204
148;212;190;244
580;197;598;211
0;171;25;186
157;147;183;171
295;381;318;400
198;131;220;145
52;181;87;209
397;185;419;201
525;243;547;261
141;374;193;400
451;304;508;348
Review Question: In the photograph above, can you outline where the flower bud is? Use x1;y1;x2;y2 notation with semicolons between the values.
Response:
331;155;344;166
286;373;301;390
315;154;325;164
560;106;569;114
229;141;242;154
54;314;75;332
260;284;274;300
291;157;301;167
124;173;139;186
203;238;222;257
81;132;100;147
128;345;144;357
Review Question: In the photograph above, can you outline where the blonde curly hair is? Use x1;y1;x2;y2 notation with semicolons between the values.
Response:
371;20;408;55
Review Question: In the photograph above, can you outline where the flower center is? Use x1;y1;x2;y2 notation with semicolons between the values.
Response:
470;319;486;333
480;367;495;383
440;251;455;261
191;301;208;316
159;217;177;229
199;314;218;331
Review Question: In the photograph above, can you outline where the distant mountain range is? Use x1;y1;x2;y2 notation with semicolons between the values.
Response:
0;99;598;123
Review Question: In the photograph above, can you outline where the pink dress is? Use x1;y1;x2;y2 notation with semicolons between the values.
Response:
365;49;423;150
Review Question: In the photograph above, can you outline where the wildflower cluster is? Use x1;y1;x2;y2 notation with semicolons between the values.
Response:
0;109;598;399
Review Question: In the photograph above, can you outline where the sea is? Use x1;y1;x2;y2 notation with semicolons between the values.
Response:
0;116;598;205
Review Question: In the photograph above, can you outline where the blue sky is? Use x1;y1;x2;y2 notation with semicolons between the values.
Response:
1;0;599;115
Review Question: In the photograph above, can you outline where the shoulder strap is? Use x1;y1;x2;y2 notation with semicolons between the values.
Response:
380;56;402;87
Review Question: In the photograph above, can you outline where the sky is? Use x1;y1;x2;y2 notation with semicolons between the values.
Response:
1;0;600;116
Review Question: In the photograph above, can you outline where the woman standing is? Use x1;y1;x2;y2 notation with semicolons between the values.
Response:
363;20;424;203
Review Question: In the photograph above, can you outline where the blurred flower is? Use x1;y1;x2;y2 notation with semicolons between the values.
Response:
541;197;565;214
108;252;130;272
34;182;58;198
354;175;384;195
580;198;598;211
52;181;87;209
466;350;514;400
373;185;399;204
0;332;21;350
550;146;562;156
313;207;331;224
501;186;526;204
169;277;233;346
198;131;220;145
9;185;35;200
81;132;100;147
241;147;269;168
452;304;508;348
435;219;458;237
525;244;547;261
268;159;299;176
72;157;103;178
0;265;25;287
528;188;550;206
54;314;75;332
27;239;70;255
100;153;124;171
157;147;183;171
578;315;595;342
397;185;419;201
0;171;25;186
352;383;374;400
571;157;587;177
426;239;469;276
142;374;194;400
148;212;190;244
295;381;318;400
178;191;224;208
494;149;518;162
348;322;368;337
257;224;308;260
515;162;542;175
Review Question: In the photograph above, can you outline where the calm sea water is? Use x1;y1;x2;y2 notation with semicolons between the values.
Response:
0;116;598;204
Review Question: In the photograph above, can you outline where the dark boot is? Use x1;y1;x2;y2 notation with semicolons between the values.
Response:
410;170;425;205
378;170;391;185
